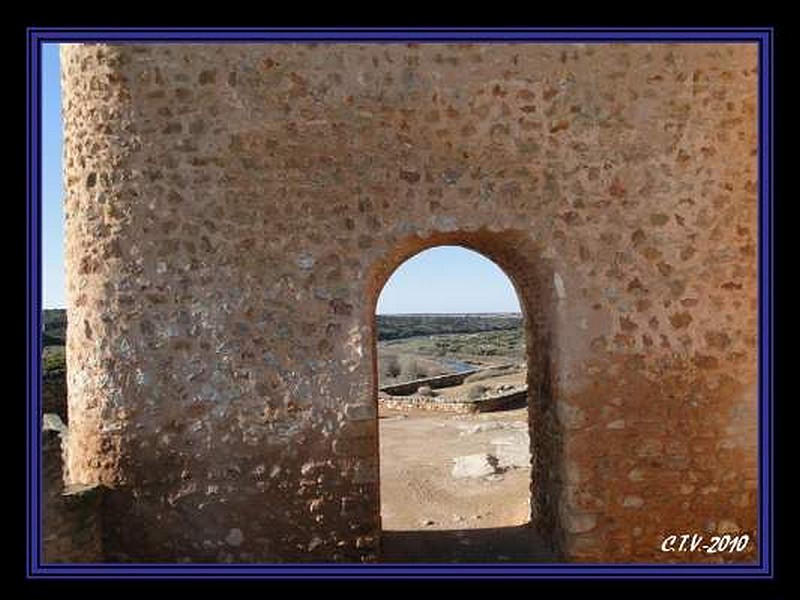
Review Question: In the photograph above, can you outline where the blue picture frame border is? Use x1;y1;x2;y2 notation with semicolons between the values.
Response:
25;26;774;579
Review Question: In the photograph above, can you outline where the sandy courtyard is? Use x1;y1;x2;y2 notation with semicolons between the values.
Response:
378;406;553;562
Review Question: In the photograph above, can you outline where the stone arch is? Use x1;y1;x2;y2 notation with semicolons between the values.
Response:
364;228;564;556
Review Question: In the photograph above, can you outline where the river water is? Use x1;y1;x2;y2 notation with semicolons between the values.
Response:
439;358;476;373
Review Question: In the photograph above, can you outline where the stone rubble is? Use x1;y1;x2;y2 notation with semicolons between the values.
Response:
451;454;501;479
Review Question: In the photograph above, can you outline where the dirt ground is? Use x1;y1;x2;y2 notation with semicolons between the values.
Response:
378;405;553;562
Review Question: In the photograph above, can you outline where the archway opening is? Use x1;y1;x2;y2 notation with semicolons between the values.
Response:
370;241;556;562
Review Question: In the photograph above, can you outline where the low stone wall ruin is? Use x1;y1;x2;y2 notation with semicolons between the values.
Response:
379;388;528;414
379;369;481;396
41;415;104;563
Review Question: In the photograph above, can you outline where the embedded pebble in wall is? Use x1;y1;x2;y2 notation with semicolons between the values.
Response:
296;254;315;270
565;513;597;534
554;273;566;300
225;528;244;547
622;496;645;509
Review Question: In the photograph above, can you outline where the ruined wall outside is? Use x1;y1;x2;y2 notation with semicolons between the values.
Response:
42;417;104;562
61;43;758;562
379;369;480;395
379;389;528;413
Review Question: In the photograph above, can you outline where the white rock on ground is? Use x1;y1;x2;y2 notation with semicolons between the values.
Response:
492;432;532;469
42;413;67;434
451;453;500;478
458;422;507;435
493;444;531;469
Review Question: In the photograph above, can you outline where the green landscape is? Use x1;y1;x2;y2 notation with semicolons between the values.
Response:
42;309;67;379
43;309;67;347
376;313;522;341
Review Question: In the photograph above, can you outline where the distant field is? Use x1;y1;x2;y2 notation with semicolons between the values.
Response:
381;328;524;359
376;313;522;341
376;316;525;386
42;310;67;380
43;309;66;347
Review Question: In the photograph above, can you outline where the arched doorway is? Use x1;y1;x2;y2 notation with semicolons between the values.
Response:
364;229;562;562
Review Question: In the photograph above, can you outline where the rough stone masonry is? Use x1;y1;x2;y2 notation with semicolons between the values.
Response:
58;42;758;563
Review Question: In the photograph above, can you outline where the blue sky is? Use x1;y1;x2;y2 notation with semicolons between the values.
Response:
376;247;520;314
40;44;520;314
42;44;65;308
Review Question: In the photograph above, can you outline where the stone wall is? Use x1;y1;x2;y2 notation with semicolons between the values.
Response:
61;43;758;563
379;389;528;413
379;395;476;414
379;368;480;396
